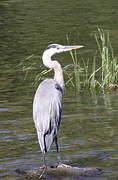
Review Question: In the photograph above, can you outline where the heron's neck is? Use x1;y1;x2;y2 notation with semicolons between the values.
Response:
53;63;64;89
42;52;64;89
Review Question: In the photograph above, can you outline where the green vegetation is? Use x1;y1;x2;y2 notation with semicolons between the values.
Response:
64;50;83;91
19;28;118;93
65;28;118;92
95;28;118;88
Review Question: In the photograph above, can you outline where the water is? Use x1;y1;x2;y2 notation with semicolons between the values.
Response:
0;0;118;179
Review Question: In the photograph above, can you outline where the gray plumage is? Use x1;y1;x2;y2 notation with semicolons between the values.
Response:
33;79;63;152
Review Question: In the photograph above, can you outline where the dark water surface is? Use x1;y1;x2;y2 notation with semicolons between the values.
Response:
0;0;118;179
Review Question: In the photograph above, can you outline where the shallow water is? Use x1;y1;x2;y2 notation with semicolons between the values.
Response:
0;0;118;179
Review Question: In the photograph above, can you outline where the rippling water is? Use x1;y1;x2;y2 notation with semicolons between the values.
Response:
0;0;118;179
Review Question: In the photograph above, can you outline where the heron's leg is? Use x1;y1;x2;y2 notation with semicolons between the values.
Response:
43;133;47;167
55;136;61;162
42;152;46;167
38;152;47;179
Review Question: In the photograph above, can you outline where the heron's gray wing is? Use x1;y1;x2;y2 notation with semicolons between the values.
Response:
33;79;63;152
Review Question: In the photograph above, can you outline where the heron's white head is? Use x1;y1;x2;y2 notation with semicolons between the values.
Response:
42;44;83;69
44;44;83;57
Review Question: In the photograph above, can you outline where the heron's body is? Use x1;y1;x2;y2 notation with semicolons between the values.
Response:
33;78;63;152
33;43;83;166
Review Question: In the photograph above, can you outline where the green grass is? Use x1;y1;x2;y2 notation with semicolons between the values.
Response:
95;28;118;89
66;28;118;92
82;56;101;91
69;50;82;91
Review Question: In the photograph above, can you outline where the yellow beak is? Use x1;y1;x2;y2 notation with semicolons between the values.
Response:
63;45;84;52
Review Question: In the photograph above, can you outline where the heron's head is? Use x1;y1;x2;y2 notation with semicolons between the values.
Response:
44;44;84;57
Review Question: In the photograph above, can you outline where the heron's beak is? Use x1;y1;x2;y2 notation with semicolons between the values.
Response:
62;45;84;52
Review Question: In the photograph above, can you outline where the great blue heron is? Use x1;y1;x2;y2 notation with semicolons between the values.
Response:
33;44;83;166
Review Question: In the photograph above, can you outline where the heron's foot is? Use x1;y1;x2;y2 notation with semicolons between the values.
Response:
40;165;47;169
38;165;47;179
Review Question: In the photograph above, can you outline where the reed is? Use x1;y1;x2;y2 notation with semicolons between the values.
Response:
69;50;82;90
67;28;118;92
18;54;52;87
95;28;118;89
82;56;101;91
